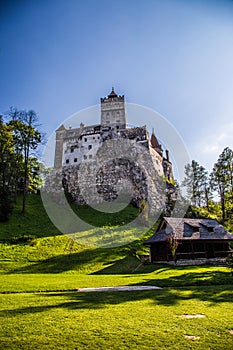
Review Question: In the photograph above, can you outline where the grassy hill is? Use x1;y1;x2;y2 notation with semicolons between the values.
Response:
0;194;153;275
0;194;232;284
1;195;233;350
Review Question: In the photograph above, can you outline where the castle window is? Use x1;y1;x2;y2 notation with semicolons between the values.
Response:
66;159;69;164
71;148;74;153
89;155;92;159
116;126;119;130
74;158;77;163
84;138;87;142
84;155;87;160
88;145;92;150
93;137;95;139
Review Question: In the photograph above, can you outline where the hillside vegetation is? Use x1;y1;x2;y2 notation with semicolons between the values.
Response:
0;194;153;275
0;194;232;285
1;195;233;350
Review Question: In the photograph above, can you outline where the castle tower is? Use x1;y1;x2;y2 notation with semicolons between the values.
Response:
150;128;163;156
54;124;66;169
100;88;126;130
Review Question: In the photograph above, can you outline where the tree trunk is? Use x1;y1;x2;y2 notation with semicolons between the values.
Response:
22;144;29;214
221;193;225;222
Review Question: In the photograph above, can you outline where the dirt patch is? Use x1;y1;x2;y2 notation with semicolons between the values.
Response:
185;335;200;341
179;314;205;319
78;286;162;292
230;330;233;335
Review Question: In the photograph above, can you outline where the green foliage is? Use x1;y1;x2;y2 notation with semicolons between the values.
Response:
226;253;233;275
182;160;212;207
182;147;232;226
0;109;43;218
8;110;42;214
28;157;44;193
10;234;36;245
211;147;233;223
168;234;179;261
138;198;149;225
185;205;219;220
0;119;20;220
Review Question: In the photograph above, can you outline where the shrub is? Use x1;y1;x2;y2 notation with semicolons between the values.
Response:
226;253;233;276
10;235;36;245
0;192;13;222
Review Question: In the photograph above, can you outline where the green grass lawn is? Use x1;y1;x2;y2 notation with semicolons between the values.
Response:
1;286;233;350
0;195;233;349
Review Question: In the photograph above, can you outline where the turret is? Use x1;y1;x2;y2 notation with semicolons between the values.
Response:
150;128;163;156
54;124;66;169
100;87;126;130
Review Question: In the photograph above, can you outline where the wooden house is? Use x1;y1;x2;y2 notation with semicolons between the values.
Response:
144;217;233;262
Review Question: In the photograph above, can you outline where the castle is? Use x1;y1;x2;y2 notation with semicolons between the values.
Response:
54;88;173;180
53;88;174;208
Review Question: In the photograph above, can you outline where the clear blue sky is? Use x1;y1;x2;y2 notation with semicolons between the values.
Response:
1;0;233;174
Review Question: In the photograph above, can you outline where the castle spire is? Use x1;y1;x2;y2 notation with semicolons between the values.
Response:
151;129;163;156
108;87;117;98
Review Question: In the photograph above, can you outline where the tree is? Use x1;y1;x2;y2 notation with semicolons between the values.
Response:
198;165;212;209
0;118;22;220
28;157;46;193
168;234;179;262
8;109;41;214
210;147;233;223
182;160;211;208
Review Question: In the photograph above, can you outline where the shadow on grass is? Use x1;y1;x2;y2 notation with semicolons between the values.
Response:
128;270;233;287
7;249;233;288
1;285;232;318
8;249;132;274
0;195;140;241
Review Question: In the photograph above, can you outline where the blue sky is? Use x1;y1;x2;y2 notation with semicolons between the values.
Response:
1;0;233;174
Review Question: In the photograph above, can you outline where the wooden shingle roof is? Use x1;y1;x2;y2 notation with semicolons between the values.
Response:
144;217;233;244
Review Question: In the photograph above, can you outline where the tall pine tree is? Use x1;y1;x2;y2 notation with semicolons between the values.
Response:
211;147;233;223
